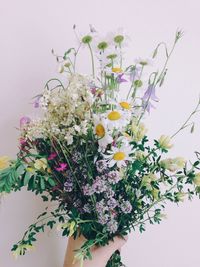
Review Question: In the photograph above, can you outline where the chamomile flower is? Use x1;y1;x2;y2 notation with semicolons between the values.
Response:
104;144;134;168
135;57;153;66
118;100;132;111
94;34;110;52
76;29;97;48
93;116;113;148
97;48;120;69
106;109;131;130
106;28;130;47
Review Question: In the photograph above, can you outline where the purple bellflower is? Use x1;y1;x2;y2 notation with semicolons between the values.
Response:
142;84;159;113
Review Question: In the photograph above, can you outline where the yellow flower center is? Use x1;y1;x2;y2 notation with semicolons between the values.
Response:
95;124;105;138
112;67;123;73
119;101;131;110
108;111;121;121
113;152;126;161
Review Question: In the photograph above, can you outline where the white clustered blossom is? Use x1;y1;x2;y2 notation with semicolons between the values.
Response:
25;74;93;142
24;119;46;140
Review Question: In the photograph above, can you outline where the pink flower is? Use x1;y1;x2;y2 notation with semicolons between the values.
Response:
48;152;57;160
19;138;27;145
54;163;68;172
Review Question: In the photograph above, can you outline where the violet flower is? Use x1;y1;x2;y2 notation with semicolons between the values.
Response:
20;116;31;128
33;95;42;108
142;84;159;113
116;74;127;83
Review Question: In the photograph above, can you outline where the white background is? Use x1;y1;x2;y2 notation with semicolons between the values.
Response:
0;0;200;266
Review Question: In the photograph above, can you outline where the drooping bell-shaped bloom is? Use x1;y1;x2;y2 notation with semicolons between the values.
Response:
116;74;127;83
142;84;159;113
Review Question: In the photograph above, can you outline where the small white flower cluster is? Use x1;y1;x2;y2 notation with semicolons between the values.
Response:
24;119;46;141
23;74;93;144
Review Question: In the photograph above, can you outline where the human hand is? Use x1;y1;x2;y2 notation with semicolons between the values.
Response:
63;235;127;267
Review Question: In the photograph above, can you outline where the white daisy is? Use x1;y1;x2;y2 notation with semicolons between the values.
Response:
106;109;131;130
93;116;113;148
75;29;97;48
106;28;131;48
93;34;110;52
97;48;121;69
117;99;133;111
104;144;134;168
135;57;153;66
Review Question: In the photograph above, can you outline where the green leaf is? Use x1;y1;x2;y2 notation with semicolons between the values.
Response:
41;195;49;202
37;212;47;220
24;172;31;186
0;178;5;188
48;178;56;187
16;165;25;176
47;220;56;229
40;177;45;190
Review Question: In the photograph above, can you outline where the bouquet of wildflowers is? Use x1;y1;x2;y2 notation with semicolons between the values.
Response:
1;26;200;267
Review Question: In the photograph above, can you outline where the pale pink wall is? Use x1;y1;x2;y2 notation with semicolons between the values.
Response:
0;0;200;266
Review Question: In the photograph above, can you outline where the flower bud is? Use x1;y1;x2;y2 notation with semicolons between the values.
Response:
58;65;64;73
151;188;160;200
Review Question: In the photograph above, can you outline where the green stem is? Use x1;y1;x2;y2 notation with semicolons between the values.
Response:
44;78;65;90
171;97;200;138
88;43;95;78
